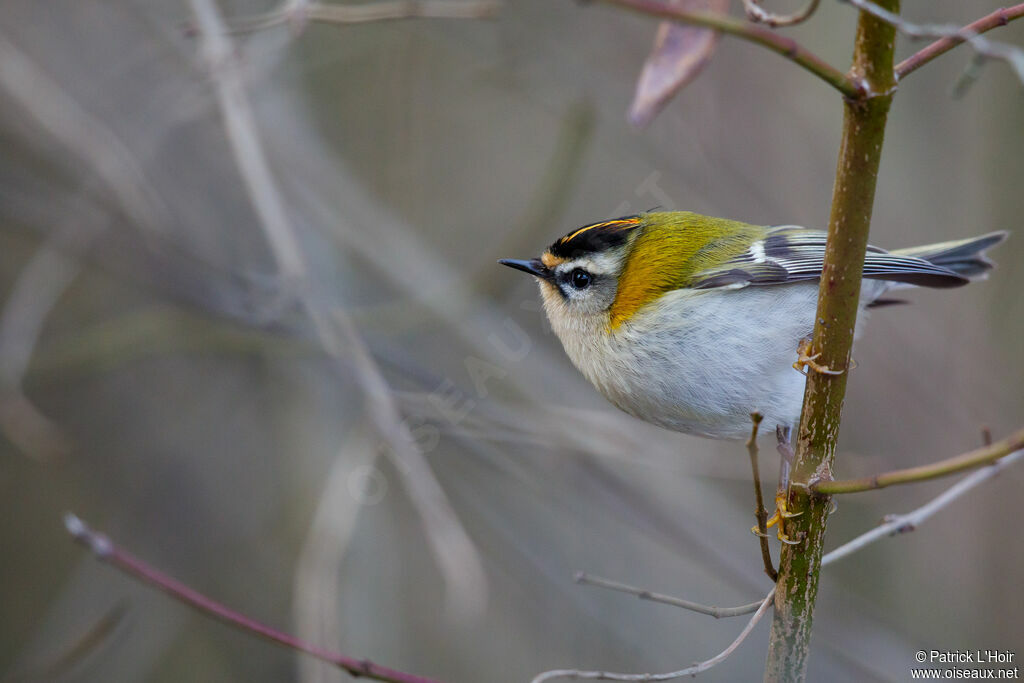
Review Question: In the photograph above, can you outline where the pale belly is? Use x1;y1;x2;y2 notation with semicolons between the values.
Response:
556;283;883;440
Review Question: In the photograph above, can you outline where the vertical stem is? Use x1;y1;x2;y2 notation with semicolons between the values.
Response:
747;413;779;582
763;2;899;681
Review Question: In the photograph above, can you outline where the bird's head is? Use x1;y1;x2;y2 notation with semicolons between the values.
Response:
499;216;644;329
502;211;750;335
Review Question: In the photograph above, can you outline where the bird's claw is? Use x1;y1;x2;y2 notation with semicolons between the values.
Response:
778;532;802;545
793;338;845;376
761;493;803;544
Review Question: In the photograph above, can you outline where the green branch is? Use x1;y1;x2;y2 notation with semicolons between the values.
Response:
812;427;1024;495
763;2;900;681
601;0;862;98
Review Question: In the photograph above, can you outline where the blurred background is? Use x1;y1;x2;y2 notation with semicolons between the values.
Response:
1;1;1022;681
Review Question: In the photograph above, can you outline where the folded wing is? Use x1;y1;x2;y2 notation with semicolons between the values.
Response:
690;226;1005;290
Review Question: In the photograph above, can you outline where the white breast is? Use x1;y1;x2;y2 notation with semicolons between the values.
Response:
546;282;886;440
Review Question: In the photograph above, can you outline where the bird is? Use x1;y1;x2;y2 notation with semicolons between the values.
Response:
499;211;1005;536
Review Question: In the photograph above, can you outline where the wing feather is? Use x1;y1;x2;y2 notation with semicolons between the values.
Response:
691;226;968;290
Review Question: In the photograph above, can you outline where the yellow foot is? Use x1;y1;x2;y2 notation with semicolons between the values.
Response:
751;494;803;544
793;338;845;376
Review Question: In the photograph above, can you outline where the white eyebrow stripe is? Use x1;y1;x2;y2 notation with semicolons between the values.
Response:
555;251;623;277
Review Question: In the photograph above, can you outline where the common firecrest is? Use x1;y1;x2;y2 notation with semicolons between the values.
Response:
500;211;1005;440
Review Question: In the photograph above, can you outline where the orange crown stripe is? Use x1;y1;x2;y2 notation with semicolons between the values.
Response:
559;217;642;244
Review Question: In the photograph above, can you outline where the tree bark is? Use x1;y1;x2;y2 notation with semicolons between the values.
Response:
763;2;900;681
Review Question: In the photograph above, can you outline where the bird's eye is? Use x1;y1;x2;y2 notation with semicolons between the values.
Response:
570;268;592;289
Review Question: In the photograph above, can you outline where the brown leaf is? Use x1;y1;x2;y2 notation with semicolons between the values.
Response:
628;0;730;127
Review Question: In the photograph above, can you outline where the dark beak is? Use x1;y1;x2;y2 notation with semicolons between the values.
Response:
498;258;553;281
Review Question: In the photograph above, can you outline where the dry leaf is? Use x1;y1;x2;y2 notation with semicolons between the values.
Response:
629;0;730;127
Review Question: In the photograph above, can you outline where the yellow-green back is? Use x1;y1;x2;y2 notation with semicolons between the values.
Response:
609;212;765;329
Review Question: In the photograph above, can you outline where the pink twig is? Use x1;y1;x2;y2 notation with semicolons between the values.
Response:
64;514;445;683
895;3;1024;79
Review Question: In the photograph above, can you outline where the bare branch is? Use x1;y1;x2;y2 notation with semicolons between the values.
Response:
3;601;128;682
576;440;1024;626
306;0;500;23
530;589;774;682
539;443;1023;681
64;514;446;683
187;0;486;618
841;0;1024;86
223;0;500;34
0;36;172;234
575;572;765;618
188;0;304;281
811;426;1024;495
330;310;490;619
291;445;383;683
897;4;1024;79
745;412;777;581
821;449;1024;566
0;216;107;459
0;35;180;459
0;253;77;459
601;0;861;97
742;0;820;28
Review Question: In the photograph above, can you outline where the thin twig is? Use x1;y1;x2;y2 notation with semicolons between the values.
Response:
811;426;1024;495
575;441;1024;609
530;589;775;682
64;514;445;683
0;218;103;460
540;447;1024;681
601;0;861;97
0;35;175;459
896;4;1024;79
2;601;128;683
187;0;487;619
742;0;820;28
746;413;777;581
0;36;172;234
821;449;1024;566
291;444;382;683
59;445;1022;683
224;0;500;34
330;310;489;619
841;0;1024;86
307;0;500;23
575;572;765;618
188;0;303;281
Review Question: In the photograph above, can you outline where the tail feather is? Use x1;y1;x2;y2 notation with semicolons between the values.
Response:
892;231;1008;281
